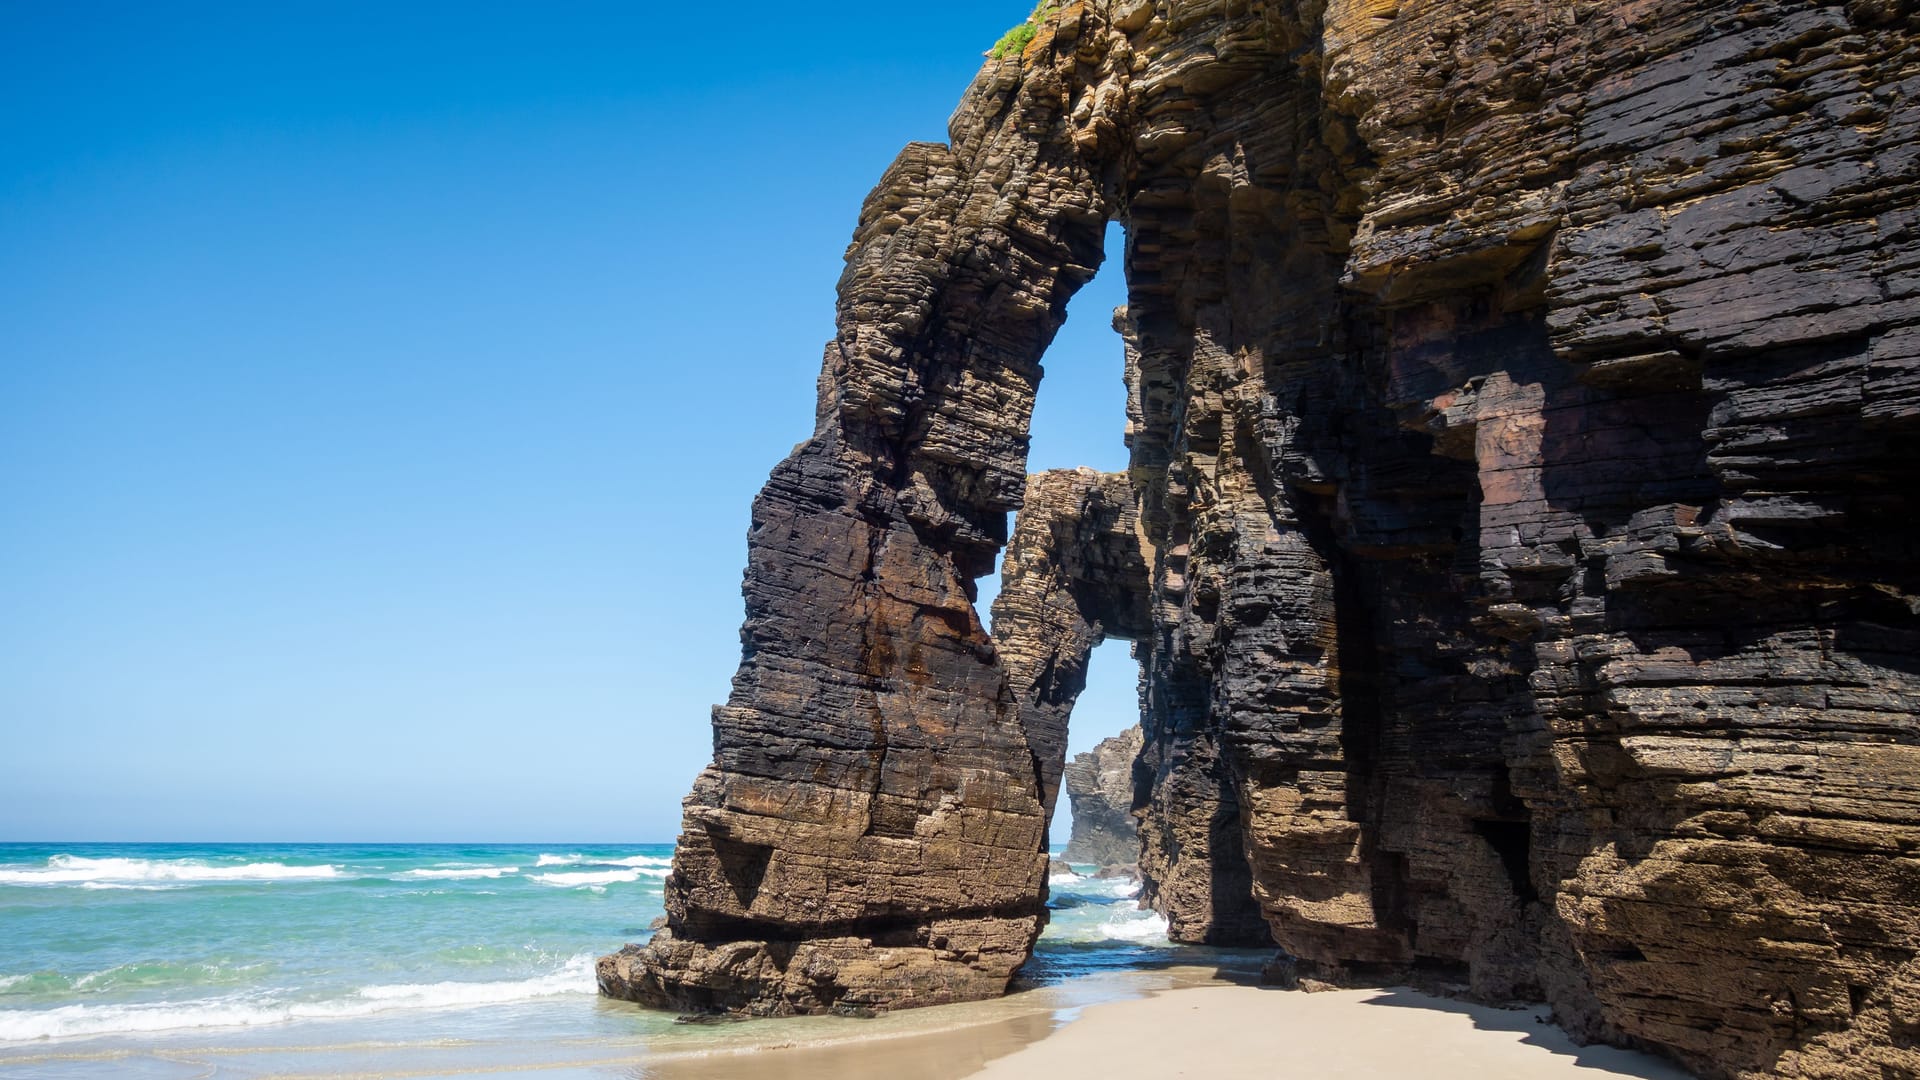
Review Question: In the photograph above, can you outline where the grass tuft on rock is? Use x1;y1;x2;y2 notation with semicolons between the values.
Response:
988;3;1060;60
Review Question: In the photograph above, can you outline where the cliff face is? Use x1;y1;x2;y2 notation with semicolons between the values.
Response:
604;2;1920;1076
1063;726;1145;868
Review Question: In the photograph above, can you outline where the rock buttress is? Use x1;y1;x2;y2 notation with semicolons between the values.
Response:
1111;2;1920;1076
988;466;1155;867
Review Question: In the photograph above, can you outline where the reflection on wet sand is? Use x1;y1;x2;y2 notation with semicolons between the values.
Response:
630;1009;1060;1080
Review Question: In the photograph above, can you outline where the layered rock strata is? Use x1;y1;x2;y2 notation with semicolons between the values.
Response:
607;3;1920;1076
597;47;1115;1016
1062;726;1145;868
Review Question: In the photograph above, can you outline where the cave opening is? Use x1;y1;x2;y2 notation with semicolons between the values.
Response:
1471;819;1537;905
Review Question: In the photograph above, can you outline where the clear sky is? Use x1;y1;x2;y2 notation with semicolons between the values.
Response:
0;2;1137;843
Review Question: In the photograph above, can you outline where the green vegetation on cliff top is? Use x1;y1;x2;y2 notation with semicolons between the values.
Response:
990;2;1061;59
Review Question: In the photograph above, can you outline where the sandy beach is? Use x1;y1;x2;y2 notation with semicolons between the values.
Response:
634;975;1695;1080
964;984;1696;1080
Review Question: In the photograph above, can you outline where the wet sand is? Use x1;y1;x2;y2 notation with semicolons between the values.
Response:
626;966;1209;1080
632;1008;1059;1080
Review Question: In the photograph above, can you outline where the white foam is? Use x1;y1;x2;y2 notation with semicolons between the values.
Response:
76;882;185;892
533;853;670;869
0;975;22;991
528;868;661;887
1075;876;1140;899
0;955;596;1041
1048;872;1081;886
1098;910;1170;942
351;953;594;1007
398;867;518;880
0;856;339;887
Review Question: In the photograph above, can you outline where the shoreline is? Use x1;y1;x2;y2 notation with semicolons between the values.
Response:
0;966;1197;1079
0;960;1698;1079
642;973;1697;1080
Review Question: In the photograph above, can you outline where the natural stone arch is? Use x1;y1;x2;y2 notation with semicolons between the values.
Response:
602;4;1920;1077
990;467;1152;816
992;465;1274;940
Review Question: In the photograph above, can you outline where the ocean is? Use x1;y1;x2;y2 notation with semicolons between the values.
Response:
0;842;1226;1078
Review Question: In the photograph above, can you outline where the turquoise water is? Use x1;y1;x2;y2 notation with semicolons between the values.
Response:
0;842;1193;1074
0;843;673;1041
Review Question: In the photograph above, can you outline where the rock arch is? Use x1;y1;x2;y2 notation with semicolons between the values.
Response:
595;34;1123;1015
602;4;1920;1077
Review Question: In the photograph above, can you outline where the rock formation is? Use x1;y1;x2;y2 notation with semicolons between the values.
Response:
1062;726;1145;868
990;467;1152;815
605;3;1920;1076
596;48;1114;1017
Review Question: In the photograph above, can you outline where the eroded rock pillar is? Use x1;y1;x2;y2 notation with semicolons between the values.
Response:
598;23;1127;1015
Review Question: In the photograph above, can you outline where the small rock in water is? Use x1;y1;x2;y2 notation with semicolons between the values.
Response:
673;1012;749;1026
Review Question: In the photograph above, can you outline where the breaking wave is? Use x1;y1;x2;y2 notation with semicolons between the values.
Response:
396;866;518;880
0;954;595;1041
527;868;667;888
533;854;671;869
0;856;339;888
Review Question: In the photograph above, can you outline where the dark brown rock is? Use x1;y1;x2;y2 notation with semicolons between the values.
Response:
609;3;1920;1076
596;29;1118;1018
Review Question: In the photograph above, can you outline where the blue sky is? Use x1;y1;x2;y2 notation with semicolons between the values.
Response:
0;2;1137;843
